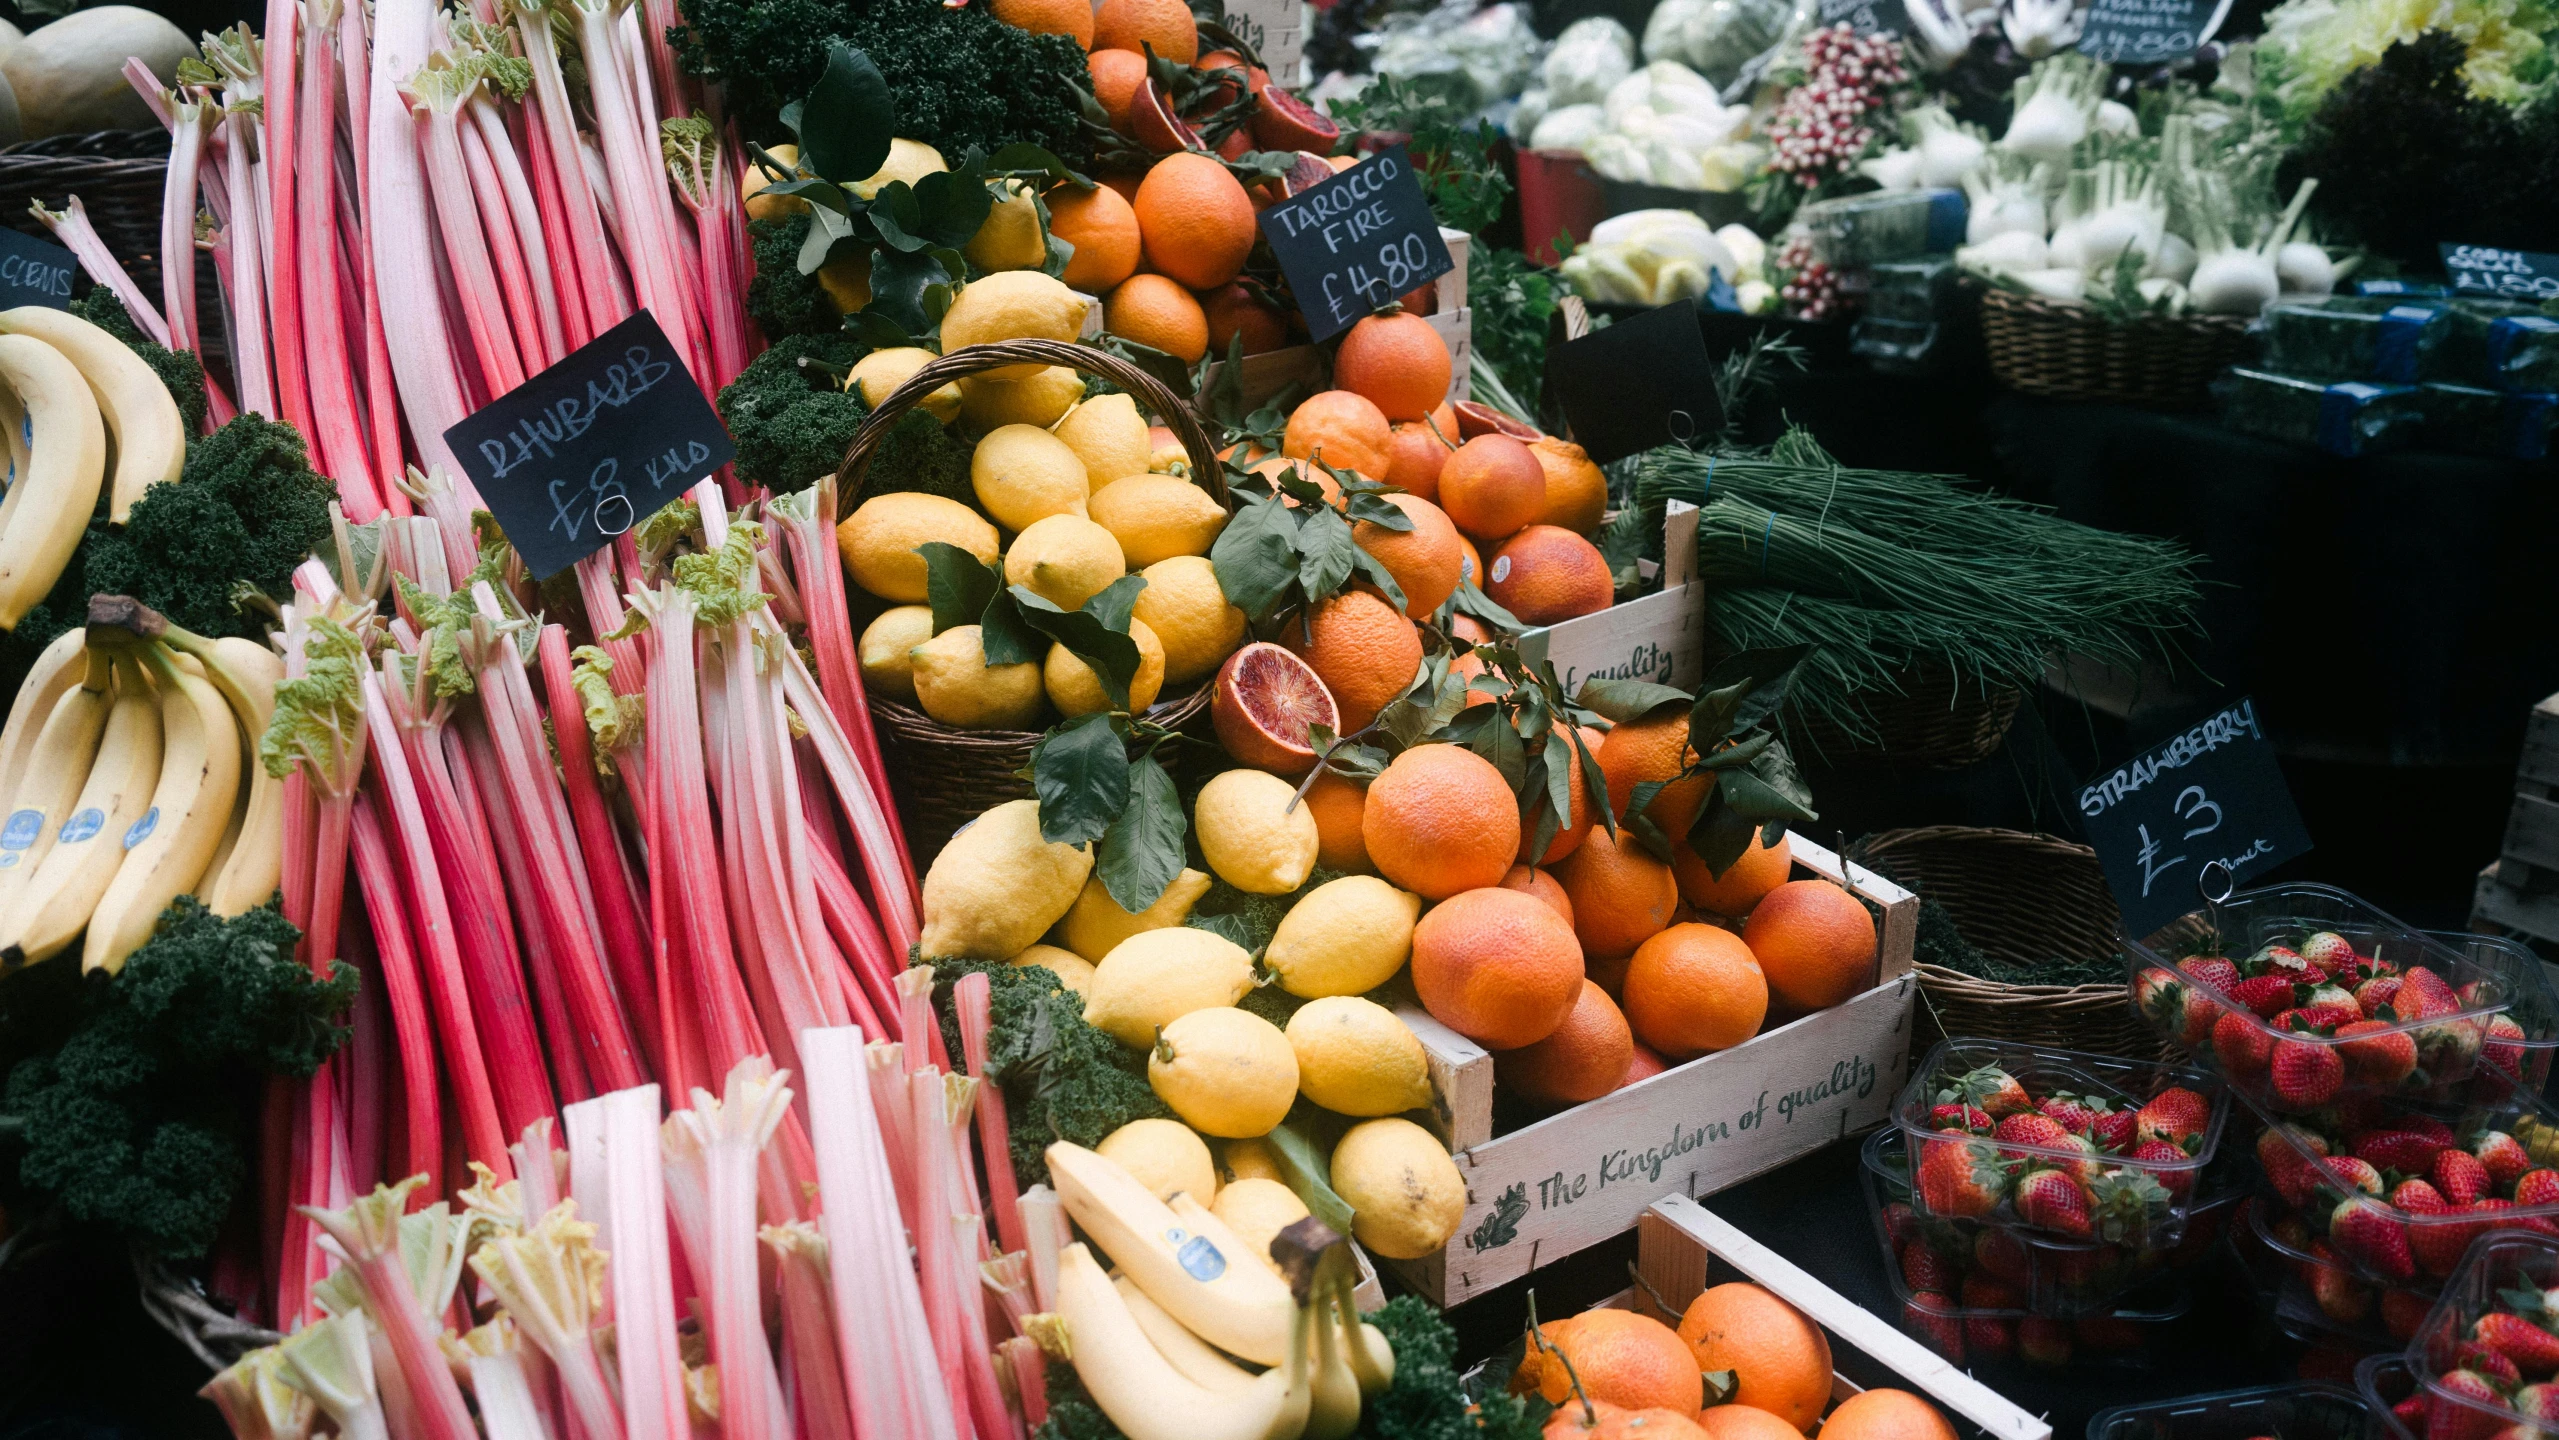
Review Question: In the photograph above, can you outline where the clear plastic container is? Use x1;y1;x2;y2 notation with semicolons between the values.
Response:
1797;189;1965;268
1896;1039;2230;1252
2415;382;2556;461
2259;297;2450;384
2435;300;2559;393
2410;1231;2559;1440
2123;881;2514;1113
2433;929;2559;1101
2087;1382;2382;1440
2245;1191;2443;1350
2215;367;2427;457
1850;317;1941;374
2356;1354;2424;1440
1864;256;1959;325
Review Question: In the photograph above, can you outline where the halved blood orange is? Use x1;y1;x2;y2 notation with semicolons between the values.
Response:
1252;85;1341;153
1211;642;1340;774
1454;400;1542;442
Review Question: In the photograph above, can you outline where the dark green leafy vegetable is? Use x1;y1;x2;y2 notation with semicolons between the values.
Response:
747;214;847;340
718;330;870;492
1467;246;1558;408
1325;76;1511;235
84;413;340;644
1188;867;1349;954
860;410;977;507
1364;1295;1550;1440
930;958;1170;1189
71;289;209;434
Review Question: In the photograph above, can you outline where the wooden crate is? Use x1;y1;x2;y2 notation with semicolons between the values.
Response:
1213;0;1304;85
1379;835;1920;1305
1514;501;1704;695
1596;1195;2050;1440
2474;693;2559;943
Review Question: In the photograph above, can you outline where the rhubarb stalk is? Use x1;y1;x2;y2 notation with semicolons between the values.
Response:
300;1179;478;1440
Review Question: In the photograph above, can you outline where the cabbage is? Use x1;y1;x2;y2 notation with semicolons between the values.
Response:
1542;17;1638;106
1510;86;1553;143
1529;102;1608;151
1585;132;1655;183
1715;223;1767;281
1640;0;1808;89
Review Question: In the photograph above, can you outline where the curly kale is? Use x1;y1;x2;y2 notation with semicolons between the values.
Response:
747;214;843;341
0;899;354;1258
82;413;339;644
1188;868;1349;954
1360;1296;1549;1440
1032;1369;1123;1440
71;289;209;434
931;958;1171;1190
720;330;870;492
672;0;1090;163
859;409;975;507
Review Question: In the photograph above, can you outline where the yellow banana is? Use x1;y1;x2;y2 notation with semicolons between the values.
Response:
1058;1242;1312;1440
0;375;27;498
0;659;161;966
0;333;105;630
1339;1275;1394;1397
0;653;113;921
0;628;89;803
196;637;283;916
0;306;185;524
1306;1280;1361;1440
83;645;241;972
1049;1142;1295;1366
1112;1275;1259;1393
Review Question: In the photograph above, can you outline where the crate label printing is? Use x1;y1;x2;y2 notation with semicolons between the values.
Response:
1257;144;1454;344
2078;696;2312;938
0;228;78;310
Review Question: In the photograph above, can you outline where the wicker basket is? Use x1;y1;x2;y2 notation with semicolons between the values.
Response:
0;130;225;363
838;339;1228;863
1791;667;2023;770
1848;825;2161;1059
1979;286;2251;411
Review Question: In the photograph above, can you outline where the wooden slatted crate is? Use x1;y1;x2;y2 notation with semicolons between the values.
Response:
2473;692;2559;945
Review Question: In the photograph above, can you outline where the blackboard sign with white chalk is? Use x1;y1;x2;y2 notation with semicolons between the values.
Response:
0;229;78;310
1256;145;1454;344
2078;696;2312;938
2078;0;2231;62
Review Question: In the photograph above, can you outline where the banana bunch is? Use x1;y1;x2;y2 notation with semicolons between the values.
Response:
0;304;188;630
0;599;282;972
1043;1143;1395;1440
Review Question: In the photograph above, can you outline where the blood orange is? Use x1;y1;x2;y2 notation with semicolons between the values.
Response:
1211;642;1339;774
1454;400;1542;441
1252;85;1342;153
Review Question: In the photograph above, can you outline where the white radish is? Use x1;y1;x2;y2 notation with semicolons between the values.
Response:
2018;267;2087;302
1860;147;1924;189
2096;98;2138;136
2276;240;2336;295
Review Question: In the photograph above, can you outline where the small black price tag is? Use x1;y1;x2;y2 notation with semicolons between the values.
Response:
1819;0;1910;35
2077;0;2230;62
2440;243;2559;303
1546;299;1724;465
443;310;737;581
2077;696;2313;940
0;228;78;311
1255;144;1453;345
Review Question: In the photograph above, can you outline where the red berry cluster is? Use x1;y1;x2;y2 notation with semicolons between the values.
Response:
1775;232;1848;321
1878;1195;2153;1367
1763;23;1909;190
2257;1108;2559;1289
2253;1197;2440;1342
2398;1259;2559;1440
1913;1063;2207;1249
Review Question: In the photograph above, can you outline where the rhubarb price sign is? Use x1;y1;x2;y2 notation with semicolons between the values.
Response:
446;310;737;581
1257;144;1454;344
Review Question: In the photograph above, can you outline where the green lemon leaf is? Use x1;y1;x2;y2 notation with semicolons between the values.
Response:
1098;755;1187;912
1013;586;1141;708
1030;712;1129;847
1210;491;1302;625
918;541;999;635
1701;643;1815;734
1081;573;1148;633
797;44;895;185
1686;789;1758;878
1296;504;1358;604
978;589;1046;667
1576;677;1692;724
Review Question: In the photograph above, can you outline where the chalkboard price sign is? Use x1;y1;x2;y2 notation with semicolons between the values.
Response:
443;309;737;581
2077;0;2231;62
2441;243;2559;302
1818;0;1909;36
1256;144;1454;344
0;228;78;311
1547;299;1724;464
2078;696;2312;939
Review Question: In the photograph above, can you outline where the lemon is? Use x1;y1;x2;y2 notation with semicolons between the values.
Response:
819;249;872;315
1098;1117;1219;1204
965;179;1048;273
851;137;948;200
1054;392;1153;489
1194;769;1319;895
941;271;1086;379
972;423;1090;531
919;798;1092;959
1152;428;1194;474
1329;1118;1465;1259
1083;927;1255;1048
1132;556;1246;687
1088;473;1230;568
740;142;805;220
1264;876;1423;998
1222;1136;1285;1185
1044;622;1166;718
909;625;1044;730
1286;996;1434;1117
837;492;998;603
1150;1007;1299;1138
857;605;936;701
1212;1178;1311;1275
849;346;961;423
1008;942;1096;998
1003;513;1125;610
961;366;1085;431
1058;866;1210;962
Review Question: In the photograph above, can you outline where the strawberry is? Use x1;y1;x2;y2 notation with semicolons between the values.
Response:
2215;1010;2277;1074
2413;1210;2478;1277
2304;982;2363;1012
1993;1113;2072;1155
2338;1021;2421;1085
2400;966;2463;1018
2511;1384;2559;1426
2401;1114;2460;1146
2279;1004;2365;1032
2486;1015;2529;1080
1901;1242;1958;1295
2135;1087;2212;1147
2478;1132;2535;1190
1916;1135;2006;1218
1945;1066;2032;1116
2267;1210;2313;1254
1964;1316;2014;1359
2138;967;2215;1048
2017;1315;2072;1367
2331;1195;2417;1280
2251;944;2314;979
2474;1313;2559;1377
2453;1343;2525;1388
2305;1239;2374;1321
2326;1156;2387;1195
2092;1108;2139;1152
2383;1289;2435;1342
2393;1178;2449;1213
2262;1125;2332;1205
2355;975;2404;1014
2015;1168;2094;1238
1902;1294;1965;1361
1928;1102;1994;1134
2133;1140;2196;1198
2233;974;2296;1017
2517;1170;2559;1207
2273;1038;2347;1107
1882;1202;1918;1250
2087;1170;2173;1244
1959;1273;2021;1309
2439;1149;2495;1205
2299;931;2360;974
2357;1129;2447;1176
2387;1393;2428;1436
2182;955;2242;994
2038;1094;2102;1134
1973;1229;2030;1283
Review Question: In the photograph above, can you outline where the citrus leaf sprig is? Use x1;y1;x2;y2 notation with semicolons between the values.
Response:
915;542;1147;708
1208;460;1416;635
1578;643;1820;877
1025;714;1202;914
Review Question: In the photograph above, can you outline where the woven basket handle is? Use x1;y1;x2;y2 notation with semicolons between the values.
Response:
833;338;1230;509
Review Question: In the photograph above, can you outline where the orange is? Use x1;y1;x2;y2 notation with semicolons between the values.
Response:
1105;274;1209;363
1527;1309;1704;1417
1679;1284;1834;1433
1426;400;1459;440
1284;589;1421;732
1383;421;1453;500
1133;153;1254;289
1211;641;1337;774
1498;979;1633;1106
1334;310;1453;422
1500;863;1574;926
1697;1407;1813;1440
1623;1038;1669;1086
1621;923;1768;1059
1743;879;1878;1014
1456;531;1484;590
1092;0;1198;61
1362;744;1520;899
1523;725;1604;865
1304;769;1373;873
1099;168;1146;204
1284;390;1393;479
1412;886;1582;1048
1439;434;1548;543
1673;831;1792;917
1547;1401;1710;1440
1327;154;1359;171
1203;282;1288;355
1533;437;1609;534
1488;524;1613;626
1821;1391;1957;1440
1353;492;1464;620
1599;714;1711;841
1553;826;1678;961
1048;182;1141;293
1088;51;1149;133
991;0;1094;46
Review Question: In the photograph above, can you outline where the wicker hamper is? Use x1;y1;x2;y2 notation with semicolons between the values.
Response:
1791;667;2023;771
0;130;225;364
1979;286;2251;411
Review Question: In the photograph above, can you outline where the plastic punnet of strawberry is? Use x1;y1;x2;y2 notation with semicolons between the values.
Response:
2359;1354;2429;1440
2412;1229;2559;1440
2087;1381;2388;1440
2431;928;2559;1101
1897;1038;2230;1251
2247;1195;2446;1349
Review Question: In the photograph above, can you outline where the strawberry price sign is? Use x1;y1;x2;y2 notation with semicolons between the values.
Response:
2078;696;2312;938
